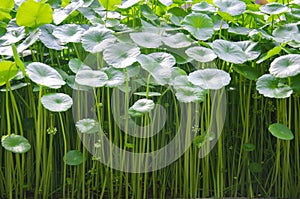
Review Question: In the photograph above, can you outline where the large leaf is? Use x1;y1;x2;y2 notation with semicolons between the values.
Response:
75;70;108;87
269;54;300;78
185;46;217;63
26;62;66;89
53;24;85;44
188;69;231;90
268;123;294;140
81;27;116;53
256;74;293;98
137;53;176;85
233;64;260;81
39;24;66;51
103;43;140;68
98;0;121;10
0;0;14;20
272;23;299;43
1;134;31;154
0;24;25;46
65;150;84;166
41;93;73;112
212;39;247;64
214;0;246;16
16;0;53;28
182;13;214;41
162;33;193;48
130;32;162;48
260;2;290;15
0;61;18;87
101;67;125;87
235;41;261;61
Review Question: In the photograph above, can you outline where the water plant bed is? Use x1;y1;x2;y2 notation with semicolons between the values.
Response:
1;0;300;199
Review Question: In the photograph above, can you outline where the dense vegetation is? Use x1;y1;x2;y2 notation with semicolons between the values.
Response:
0;0;300;198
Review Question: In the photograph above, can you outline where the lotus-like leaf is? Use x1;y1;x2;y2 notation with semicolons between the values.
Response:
185;46;217;63
268;123;294;140
212;39;247;64
260;2;290;15
81;27;116;53
103;43;140;68
129;98;155;117
256;74;293;98
188;69;231;90
75;70;108;87
117;0;141;9
130;32;162;48
53;24;85;44
214;0;246;16
0;61;18;87
26;62;65;89
1;134;31;154
162;33;193;48
41;93;73;112
192;2;217;13
182;13;214;41
137;52;176;85
235;41;261;61
76;118;100;134
101;67;125;87
64;150;83;166
272;23;299;42
53;0;84;25
16;0;53;28
39;24;66;50
0;26;25;46
269;54;300;78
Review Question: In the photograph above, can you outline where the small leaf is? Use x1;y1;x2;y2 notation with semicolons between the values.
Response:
129;99;155;117
69;58;91;74
268;123;294;140
41;93;73;112
233;64;260;81
249;162;263;173
76;118;100;134
242;143;256;152
1;134;31;154
65;150;83;166
192;2;217;13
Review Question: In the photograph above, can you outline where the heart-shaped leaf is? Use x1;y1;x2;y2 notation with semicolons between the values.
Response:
64;150;83;166
260;2;290;15
162;33;193;48
212;39;247;64
130;32;162;48
76;118;100;134
103;43;140;68
256;74;293;98
185;46;217;63
0;61;18;87
75;70;108;87
137;52;176;85
214;0;246;16
188;69;231;90
129;98;155;117
81;27;116;53
1;134;31;154
182;13;214;41
268;123;294;140
53;24;85;44
16;0;53;28
41;93;73;112
269;54;300;78
26;62;66;89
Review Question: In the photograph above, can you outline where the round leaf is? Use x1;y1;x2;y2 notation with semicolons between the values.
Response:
1;134;31;154
192;2;217;13
101;67;125;87
214;0;246;16
103;43;140;68
162;33;193;48
26;62;66;89
182;13;214;41
65;150;83;166
41;93;73;112
69;58;91;74
260;2;290;15
76;118;100;134
268;123;294;140
256;74;293;98
53;24;85;44
270;54;300;78
39;24;67;51
212;39;247;64
185;46;217;63
188;69;231;90
129;99;155;117
16;0;53;28
75;70;108;88
129;32;162;48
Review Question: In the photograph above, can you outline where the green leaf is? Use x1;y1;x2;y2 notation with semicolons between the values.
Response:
290;74;300;94
16;0;53;28
130;32;162;48
98;0;121;10
76;118;100;134
75;70;108;88
256;46;282;64
162;33;193;49
268;123;294;140
0;61;18;87
193;134;207;148
256;74;293;98
129;99;155;117
53;24;85;44
212;39;247;64
235;41;261;61
103;43;140;68
269;54;300;78
248;162;263;173
1;134;31;154
192;2;217;13
185;46;217;63
26;62;66;89
272;23;299;43
242;143;256;152
65;150;84;166
41;93;73;112
68;58;91;74
0;0;14;20
188;69;231;90
260;2;290;15
141;4;158;21
214;0;246;16
182;13;214;41
233;64;260;81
